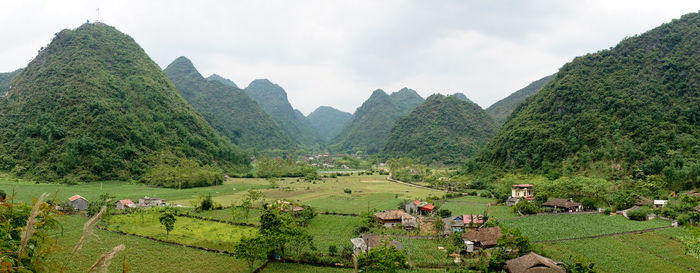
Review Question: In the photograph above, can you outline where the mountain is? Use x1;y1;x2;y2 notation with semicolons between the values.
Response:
206;74;238;88
0;69;22;95
479;13;699;187
244;79;319;146
384;94;497;164
0;23;249;183
452;92;473;103
307;106;352;142
164;57;294;151
485;74;555;125
330;88;424;154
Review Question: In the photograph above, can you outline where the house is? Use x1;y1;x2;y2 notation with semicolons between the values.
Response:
653;200;668;208
401;214;418;229
505;252;565;273
274;200;304;213
405;200;435;215
443;214;485;233
68;195;88;210
138;196;164;207
350;234;404;255
507;184;534;206
115;199;135;210
542;198;582;213
375;210;411;227
635;196;653;206
462;226;502;250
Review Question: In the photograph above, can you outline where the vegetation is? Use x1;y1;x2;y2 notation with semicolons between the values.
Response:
244;79;320;147
256;157;317;179
164;57;295;152
357;241;408;273
206;73;238;88
485;74;555;125
330;88;424;154
0;68;22;95
478;13;699;190
307;106;353;143
383;94;497;164
0;23;249;184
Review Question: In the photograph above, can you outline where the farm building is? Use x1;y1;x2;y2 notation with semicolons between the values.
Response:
462;226;502;250
653;200;668;208
443;214;485;233
350;234;404;255
405;200;435;215
274;200;304;213
68;195;88;210
634;196;653;206
507;184;534;206
505;252;565;273
138;196;164;207
542;198;582;212
375;209;412;227
401;214;418;229
116;199;136;210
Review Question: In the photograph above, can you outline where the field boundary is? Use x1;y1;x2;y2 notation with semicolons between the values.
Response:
176;212;260;227
535;226;674;243
96;224;237;255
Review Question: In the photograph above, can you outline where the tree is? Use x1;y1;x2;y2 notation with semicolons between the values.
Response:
234;235;270;272
512;200;538;215
159;211;176;239
199;193;213;211
357;240;408;273
240;190;264;221
434;215;445;234
483;227;533;271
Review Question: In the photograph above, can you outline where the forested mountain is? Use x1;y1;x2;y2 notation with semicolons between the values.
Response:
479;13;699;189
244;79;320;146
0;23;249;183
0;69;22;95
206;74;238;88
384;94;497;164
485;74;555;125
307;106;352;142
452;92;473;103
164;57;295;152
330;88;424;154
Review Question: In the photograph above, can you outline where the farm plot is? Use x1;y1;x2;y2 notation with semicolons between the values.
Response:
107;212;257;252
445;195;494;203
437;202;488;215
399;238;453;268
542;230;698;273
486;205;517;219
49;216;259;273
501;214;670;241
262;263;444;273
306;214;360;253
192;207;263;225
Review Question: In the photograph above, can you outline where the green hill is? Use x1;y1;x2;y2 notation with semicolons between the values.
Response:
244;79;320;146
383;94;497;164
485;74;555;125
0;69;22;95
206;73;238;88
479;13;699;188
452;92;473;103
0;23;249;184
164;57;294;152
330;88;424;154
307;106;352;143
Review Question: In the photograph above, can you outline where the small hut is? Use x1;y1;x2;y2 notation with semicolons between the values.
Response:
69;195;88;210
505;252;565;273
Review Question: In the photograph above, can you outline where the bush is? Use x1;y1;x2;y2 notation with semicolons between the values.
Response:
200;193;213;211
438;209;451;218
512;200;538;215
581;198;597;211
627;207;651;221
603;208;612;215
344;188;352;194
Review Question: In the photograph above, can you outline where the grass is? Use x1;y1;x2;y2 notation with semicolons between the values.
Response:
445;195;494;203
399;238;452;268
262;263;445;272
48;215;261;273
193;207;263;225
542;229;698;273
306;214;360;253
502;214;670;241
486;205;517;219
437;202;488;215
106;211;257;252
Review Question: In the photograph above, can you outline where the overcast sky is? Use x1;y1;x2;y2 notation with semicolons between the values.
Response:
1;1;697;114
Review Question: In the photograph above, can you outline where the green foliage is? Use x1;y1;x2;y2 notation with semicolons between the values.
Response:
355;210;377;235
479;13;699;190
159;210;176;239
484;227;534;272
0;68;22;95
384;94;497;164
307;106;353;143
244;79;320;146
564;260;598;273
485;74;555;125
678;227;700;258
234;235;270;271
344;188;352;194
512;200;538;215
142;152;224;188
87;193;116;216
438;209;451;218
256;157;317;178
0;23;249;183
627;207;651;221
357;241;408;273
330;88;424;154
199;193;214;211
164;57;295;152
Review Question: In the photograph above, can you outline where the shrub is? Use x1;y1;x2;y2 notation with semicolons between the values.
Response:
581;198;597;211
603;208;612;215
512;200;538;215
344;188;352;194
627;207;651;221
328;245;337;256
200;193;213;211
438;209;452;218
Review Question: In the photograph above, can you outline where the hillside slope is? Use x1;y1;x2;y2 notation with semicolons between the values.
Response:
485;74;555;125
307;106;352;143
164;57;295;152
0;23;249;183
206;74;238;88
0;69;22;95
479;13;699;188
384;94;497;164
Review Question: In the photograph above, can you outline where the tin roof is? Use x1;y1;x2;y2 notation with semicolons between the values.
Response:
69;194;86;202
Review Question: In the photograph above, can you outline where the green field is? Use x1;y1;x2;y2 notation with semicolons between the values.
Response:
437;202;488;215
261;262;445;272
306;214;359;253
48;216;261;273
502;214;670;241
486;205;517;219
192;207;263;225
542;229;699;273
399;238;453;268
445;195;494;203
107;212;257;252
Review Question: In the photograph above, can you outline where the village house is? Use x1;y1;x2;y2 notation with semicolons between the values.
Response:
115;199;135;210
350;234;404;255
138;196;165;207
69;194;88;210
505;252;565;273
401;214;418;229
443;214;485;234
653;199;668;208
405;200;435;215
507;184;535;206
542;198;582;213
462;226;502;252
274;200;304;214
635;196;653;206
375;209;413;227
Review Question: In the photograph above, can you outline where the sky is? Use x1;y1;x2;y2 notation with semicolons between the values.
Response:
0;1;697;114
